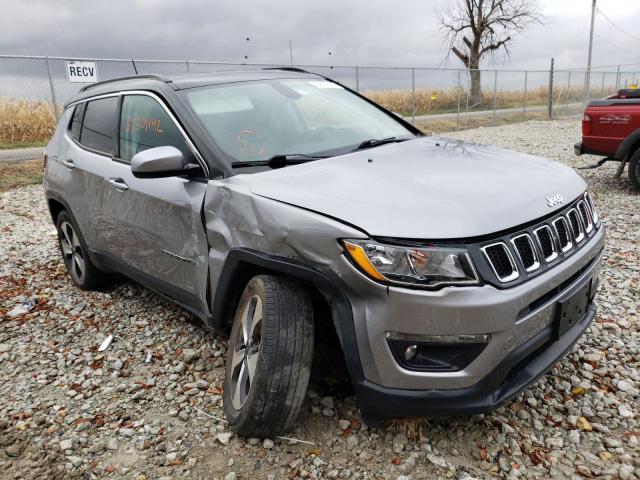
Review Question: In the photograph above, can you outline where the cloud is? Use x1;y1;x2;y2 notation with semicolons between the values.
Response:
0;0;638;73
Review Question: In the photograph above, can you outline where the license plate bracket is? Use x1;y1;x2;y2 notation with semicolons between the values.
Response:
554;280;591;339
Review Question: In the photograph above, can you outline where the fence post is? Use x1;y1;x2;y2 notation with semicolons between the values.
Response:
411;67;416;125
45;57;60;121
492;69;498;126
185;60;190;73
523;70;528;117
355;66;359;92
600;71;605;96
548;58;554;119
566;71;571;112
615;65;620;90
456;69;461;130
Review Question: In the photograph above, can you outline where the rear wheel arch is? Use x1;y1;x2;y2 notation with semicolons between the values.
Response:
47;198;67;224
616;128;640;160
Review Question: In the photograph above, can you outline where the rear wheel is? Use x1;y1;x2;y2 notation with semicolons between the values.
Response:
629;149;640;190
56;211;106;290
223;275;314;437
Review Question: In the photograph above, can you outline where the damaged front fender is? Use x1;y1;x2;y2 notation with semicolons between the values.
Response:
203;175;367;330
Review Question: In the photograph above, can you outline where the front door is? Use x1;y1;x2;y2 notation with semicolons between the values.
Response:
97;93;210;314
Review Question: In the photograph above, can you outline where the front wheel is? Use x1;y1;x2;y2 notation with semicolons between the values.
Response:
223;275;314;437
628;149;640;190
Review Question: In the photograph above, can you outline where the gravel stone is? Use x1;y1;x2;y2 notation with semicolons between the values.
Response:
1;117;638;479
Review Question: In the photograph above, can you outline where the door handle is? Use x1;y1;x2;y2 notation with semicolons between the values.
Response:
61;158;75;169
106;177;129;191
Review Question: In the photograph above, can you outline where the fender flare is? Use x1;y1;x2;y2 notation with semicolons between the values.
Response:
211;248;366;383
614;128;640;160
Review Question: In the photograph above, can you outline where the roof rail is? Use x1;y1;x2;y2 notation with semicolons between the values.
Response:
79;74;172;92
262;67;313;74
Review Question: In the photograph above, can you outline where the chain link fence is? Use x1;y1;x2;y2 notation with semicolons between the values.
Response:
1;54;638;146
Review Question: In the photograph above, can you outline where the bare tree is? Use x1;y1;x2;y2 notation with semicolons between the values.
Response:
439;0;541;106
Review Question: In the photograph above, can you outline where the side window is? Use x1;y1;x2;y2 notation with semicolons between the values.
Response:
67;104;83;140
119;95;194;163
80;97;118;155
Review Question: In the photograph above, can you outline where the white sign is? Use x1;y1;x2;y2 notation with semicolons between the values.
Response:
65;60;98;83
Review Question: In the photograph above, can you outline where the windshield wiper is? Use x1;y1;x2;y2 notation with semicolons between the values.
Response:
232;153;328;169
351;137;408;152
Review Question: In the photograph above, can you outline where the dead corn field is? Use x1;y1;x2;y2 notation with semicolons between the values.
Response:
0;82;610;148
0;118;639;480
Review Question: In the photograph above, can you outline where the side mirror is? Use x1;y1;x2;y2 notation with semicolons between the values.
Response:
131;146;187;178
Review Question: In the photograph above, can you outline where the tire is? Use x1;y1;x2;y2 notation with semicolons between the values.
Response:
629;149;640;190
223;275;314;437
56;210;106;290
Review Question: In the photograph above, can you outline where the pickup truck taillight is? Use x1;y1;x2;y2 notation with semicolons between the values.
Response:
582;113;592;136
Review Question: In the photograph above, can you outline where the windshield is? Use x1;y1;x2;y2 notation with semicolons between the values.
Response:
181;78;417;164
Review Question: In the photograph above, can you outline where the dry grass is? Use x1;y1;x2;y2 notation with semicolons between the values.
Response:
416;110;551;134
387;418;430;442
0;159;43;192
0;98;56;147
363;85;607;116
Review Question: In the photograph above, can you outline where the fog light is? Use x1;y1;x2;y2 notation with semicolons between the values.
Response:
405;344;418;361
386;332;490;372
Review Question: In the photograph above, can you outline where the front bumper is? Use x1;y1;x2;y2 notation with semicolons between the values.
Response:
331;225;605;419
354;301;596;420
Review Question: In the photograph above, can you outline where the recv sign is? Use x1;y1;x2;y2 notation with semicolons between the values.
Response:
65;60;98;83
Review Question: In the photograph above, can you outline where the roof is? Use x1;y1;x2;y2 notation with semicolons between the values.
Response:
65;68;320;106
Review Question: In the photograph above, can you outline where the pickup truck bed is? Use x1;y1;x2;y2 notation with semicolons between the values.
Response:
575;89;640;189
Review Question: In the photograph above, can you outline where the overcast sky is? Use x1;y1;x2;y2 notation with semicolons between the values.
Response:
1;0;639;71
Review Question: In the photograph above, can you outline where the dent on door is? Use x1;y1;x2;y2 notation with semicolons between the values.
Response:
100;169;210;314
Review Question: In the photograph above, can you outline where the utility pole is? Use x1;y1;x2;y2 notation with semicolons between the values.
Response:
584;0;596;102
289;40;293;65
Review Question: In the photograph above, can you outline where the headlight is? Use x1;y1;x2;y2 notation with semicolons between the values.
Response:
342;239;479;288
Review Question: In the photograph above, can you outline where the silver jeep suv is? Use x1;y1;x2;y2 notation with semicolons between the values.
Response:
44;69;605;436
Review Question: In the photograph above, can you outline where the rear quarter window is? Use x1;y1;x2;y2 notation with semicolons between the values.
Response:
79;97;119;155
67;104;83;140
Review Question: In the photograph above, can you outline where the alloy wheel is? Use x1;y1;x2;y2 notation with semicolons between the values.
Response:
229;295;263;410
59;221;86;284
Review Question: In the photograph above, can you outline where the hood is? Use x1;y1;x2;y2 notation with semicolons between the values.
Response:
248;137;586;239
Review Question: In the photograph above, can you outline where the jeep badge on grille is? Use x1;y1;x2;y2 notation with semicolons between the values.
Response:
546;194;564;207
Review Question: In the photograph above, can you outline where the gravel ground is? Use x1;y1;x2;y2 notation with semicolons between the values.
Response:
1;117;638;480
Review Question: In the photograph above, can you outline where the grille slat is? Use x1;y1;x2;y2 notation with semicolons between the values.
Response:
552;217;573;252
534;226;558;262
578;201;594;233
585;193;599;224
482;243;519;282
511;234;539;272
567;209;585;243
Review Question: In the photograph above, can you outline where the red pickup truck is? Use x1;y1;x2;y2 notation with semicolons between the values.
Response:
575;88;640;189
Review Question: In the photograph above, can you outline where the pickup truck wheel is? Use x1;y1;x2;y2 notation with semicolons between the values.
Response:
629;149;640;190
223;275;314;437
56;211;106;290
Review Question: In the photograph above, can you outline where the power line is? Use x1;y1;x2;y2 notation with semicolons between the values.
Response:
596;6;640;43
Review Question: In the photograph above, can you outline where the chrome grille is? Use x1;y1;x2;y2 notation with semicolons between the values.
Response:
480;194;600;285
482;243;519;282
534;225;558;262
511;234;539;272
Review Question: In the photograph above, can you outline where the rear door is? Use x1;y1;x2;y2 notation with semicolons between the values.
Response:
62;96;120;250
96;93;210;314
